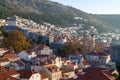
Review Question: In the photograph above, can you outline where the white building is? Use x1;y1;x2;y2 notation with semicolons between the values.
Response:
32;44;53;55
85;51;111;67
18;50;37;61
7;15;18;26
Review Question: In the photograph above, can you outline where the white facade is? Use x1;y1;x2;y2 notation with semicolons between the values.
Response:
63;71;75;78
0;61;10;66
85;54;111;65
21;73;41;80
7;16;18;26
29;73;41;80
7;20;17;26
0;48;8;56
40;48;52;55
18;50;37;61
35;47;53;55
11;74;20;79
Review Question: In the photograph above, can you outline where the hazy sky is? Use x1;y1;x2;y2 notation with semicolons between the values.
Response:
50;0;120;14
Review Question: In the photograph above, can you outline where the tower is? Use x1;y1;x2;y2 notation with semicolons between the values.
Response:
90;33;95;52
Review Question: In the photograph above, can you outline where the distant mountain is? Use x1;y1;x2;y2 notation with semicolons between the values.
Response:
0;0;114;32
95;15;120;30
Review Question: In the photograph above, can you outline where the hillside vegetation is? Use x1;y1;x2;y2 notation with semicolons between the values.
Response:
96;15;120;30
0;0;116;32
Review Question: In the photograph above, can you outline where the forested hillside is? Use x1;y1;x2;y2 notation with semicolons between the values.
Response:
0;0;115;32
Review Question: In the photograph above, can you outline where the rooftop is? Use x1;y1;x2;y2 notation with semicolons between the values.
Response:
3;53;19;59
88;51;109;56
74;68;115;80
18;70;37;79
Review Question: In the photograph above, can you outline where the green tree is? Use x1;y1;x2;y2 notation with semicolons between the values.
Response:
58;41;82;56
2;30;31;52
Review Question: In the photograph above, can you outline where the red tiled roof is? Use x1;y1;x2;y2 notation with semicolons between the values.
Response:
74;68;115;80
82;60;90;66
0;73;18;80
45;65;60;72
18;70;36;79
0;66;19;80
0;48;8;51
22;50;33;55
0;58;9;62
32;44;49;51
3;53;19;59
5;69;20;76
40;73;48;79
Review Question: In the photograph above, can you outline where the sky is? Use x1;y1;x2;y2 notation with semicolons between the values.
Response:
50;0;120;14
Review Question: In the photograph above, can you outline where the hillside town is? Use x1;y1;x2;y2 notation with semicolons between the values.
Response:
0;16;119;80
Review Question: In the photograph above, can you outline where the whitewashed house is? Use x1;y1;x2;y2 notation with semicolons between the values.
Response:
18;50;37;61
44;64;62;80
85;51;111;67
32;44;53;55
7;15;18;26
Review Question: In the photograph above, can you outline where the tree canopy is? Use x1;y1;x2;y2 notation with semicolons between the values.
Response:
58;41;82;57
2;30;31;52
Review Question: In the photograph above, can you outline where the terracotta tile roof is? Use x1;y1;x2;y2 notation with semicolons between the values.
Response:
61;65;74;73
0;66;19;80
5;68;20;76
32;44;49;51
18;70;36;79
3;53;19;59
22;50;34;55
45;65;60;73
0;73;18;80
82;60;90;66
40;73;48;80
74;68;115;80
0;58;9;62
0;48;8;51
67;62;76;66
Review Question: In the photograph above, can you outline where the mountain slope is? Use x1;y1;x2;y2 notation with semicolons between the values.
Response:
0;0;112;32
95;15;120;30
